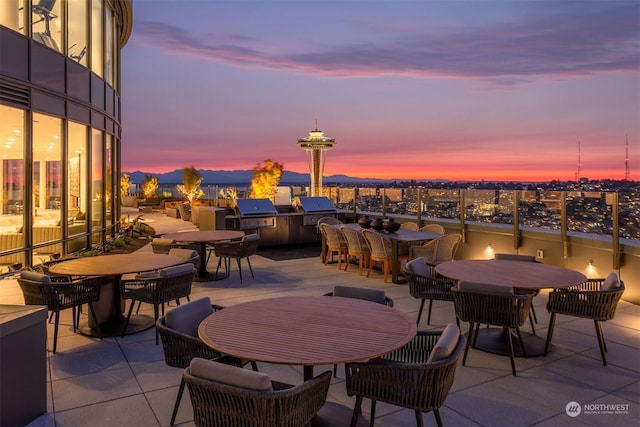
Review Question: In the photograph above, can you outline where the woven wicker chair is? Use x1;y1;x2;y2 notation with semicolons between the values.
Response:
346;325;465;427
120;264;196;344
362;229;406;283
151;237;176;254
404;257;459;326
400;222;419;231
157;297;258;425
320;223;348;269
17;271;105;354
419;224;445;234
214;233;260;284
317;217;343;260
452;281;535;376
340;225;370;275
183;359;331;427
494;253;540;334
545;274;625;366
169;247;200;269
410;233;461;266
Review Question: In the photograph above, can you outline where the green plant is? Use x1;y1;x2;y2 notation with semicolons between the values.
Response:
77;249;100;257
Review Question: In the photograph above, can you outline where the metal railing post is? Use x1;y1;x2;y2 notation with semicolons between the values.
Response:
613;191;621;269
561;191;568;260
460;190;466;243
513;190;520;249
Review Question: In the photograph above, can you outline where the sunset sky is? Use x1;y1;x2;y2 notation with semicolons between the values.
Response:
121;0;640;182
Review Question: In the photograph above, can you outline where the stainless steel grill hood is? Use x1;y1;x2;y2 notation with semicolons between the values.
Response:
296;197;337;225
235;198;278;229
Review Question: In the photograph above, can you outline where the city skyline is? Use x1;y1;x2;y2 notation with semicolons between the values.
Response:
121;1;640;182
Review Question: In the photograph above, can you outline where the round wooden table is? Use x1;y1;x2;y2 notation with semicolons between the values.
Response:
49;253;182;337
435;259;587;290
162;230;245;281
435;259;587;357
198;296;417;381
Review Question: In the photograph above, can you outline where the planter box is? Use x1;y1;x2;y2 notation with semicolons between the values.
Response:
166;207;180;219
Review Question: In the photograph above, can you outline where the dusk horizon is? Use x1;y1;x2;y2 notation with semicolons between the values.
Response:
121;1;640;182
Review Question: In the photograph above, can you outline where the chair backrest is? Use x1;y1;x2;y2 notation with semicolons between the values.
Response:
18;271;103;309
320;224;346;248
432;234;462;264
340;226;370;253
419;224;445;234
152;238;175;254
362;229;391;258
317;216;342;226
330;285;392;306
165;296;213;338
183;358;331;427
405;256;433;277
17;271;51;305
168;248;200;267
159;263;197;278
427;323;461;363
453;281;533;328
400;222;419;231
494;253;537;263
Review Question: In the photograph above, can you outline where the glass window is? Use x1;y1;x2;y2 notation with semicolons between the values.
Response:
67;121;87;238
32;112;63;257
32;0;62;53
67;0;88;66
0;106;25;272
105;5;113;86
90;0;103;77
105;134;113;227
0;0;26;34
91;128;103;241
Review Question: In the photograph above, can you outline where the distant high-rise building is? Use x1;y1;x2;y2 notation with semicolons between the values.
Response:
297;119;336;197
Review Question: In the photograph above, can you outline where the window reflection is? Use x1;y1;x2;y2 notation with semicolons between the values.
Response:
0;0;26;34
67;121;87;242
32;0;62;52
67;0;88;66
91;128;103;242
32;112;63;256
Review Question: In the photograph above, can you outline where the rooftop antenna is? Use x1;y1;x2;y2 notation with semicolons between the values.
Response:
625;134;630;180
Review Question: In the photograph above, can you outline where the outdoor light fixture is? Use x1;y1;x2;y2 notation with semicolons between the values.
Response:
486;243;494;258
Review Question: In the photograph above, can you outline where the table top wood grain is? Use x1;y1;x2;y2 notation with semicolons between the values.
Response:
48;253;182;276
162;230;245;243
198;296;417;367
435;259;587;290
340;223;441;242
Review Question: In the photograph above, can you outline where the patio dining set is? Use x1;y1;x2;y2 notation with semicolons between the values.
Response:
11;215;627;427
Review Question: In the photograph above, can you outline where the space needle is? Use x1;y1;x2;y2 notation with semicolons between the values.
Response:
297;119;336;197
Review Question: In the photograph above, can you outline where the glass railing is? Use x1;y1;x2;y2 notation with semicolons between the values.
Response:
133;184;640;241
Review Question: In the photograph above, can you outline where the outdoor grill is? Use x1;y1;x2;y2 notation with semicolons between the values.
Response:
296;196;338;226
235;198;278;229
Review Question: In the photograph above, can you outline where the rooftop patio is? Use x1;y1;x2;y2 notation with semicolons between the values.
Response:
2;208;638;427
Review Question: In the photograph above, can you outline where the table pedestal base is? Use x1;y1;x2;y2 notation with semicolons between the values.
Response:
471;327;550;357
79;314;155;338
193;270;230;282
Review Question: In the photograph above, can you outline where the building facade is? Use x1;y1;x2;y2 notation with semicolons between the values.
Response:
0;0;133;271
